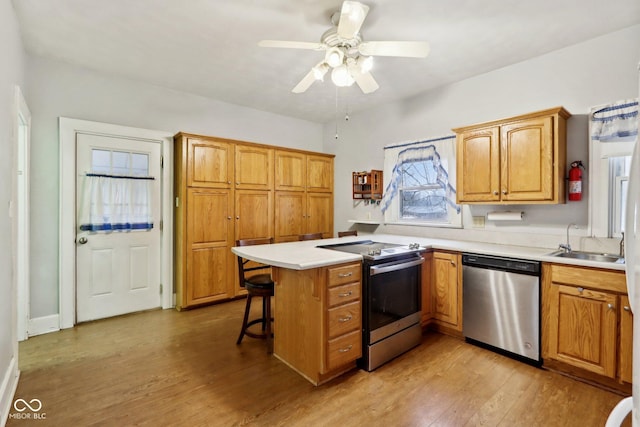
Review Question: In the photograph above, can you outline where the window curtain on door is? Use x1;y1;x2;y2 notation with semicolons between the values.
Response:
590;99;638;143
380;135;461;228
79;173;155;231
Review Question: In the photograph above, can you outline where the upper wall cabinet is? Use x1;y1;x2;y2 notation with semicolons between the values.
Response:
187;137;234;188
234;144;273;190
306;154;333;193
275;150;306;191
453;107;571;204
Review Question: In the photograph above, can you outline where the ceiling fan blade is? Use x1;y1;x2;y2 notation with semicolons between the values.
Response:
348;63;379;94
337;1;370;39
292;69;318;93
358;41;430;58
258;40;326;51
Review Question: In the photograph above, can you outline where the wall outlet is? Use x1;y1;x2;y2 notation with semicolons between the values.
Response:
472;216;485;228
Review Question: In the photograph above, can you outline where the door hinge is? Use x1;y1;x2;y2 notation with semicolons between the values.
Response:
161;155;164;168
160;220;163;231
160;284;163;294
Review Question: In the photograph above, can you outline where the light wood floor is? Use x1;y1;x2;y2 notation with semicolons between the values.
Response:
8;299;630;426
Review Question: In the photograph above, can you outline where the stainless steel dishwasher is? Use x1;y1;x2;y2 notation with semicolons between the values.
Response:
462;253;541;364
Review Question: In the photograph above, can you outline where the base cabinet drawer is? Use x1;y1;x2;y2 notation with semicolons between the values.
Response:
326;330;362;371
328;283;360;307
327;301;361;338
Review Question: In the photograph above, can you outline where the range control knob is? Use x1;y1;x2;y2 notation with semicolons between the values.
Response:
408;243;421;250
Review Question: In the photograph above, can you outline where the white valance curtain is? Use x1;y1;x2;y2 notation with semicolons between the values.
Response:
381;135;461;227
79;174;154;232
590;99;638;143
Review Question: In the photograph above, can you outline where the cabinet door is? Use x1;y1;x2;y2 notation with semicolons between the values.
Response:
431;252;461;329
274;191;305;242
235;190;273;241
306;155;333;192
620;295;633;383
456;126;500;202
186;188;234;306
306;192;333;238
500;116;553;201
187;138;233;188
421;252;433;326
235;145;273;190
547;284;618;378
275;150;306;191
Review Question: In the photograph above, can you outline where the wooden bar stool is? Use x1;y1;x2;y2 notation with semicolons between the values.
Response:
235;237;275;353
299;232;323;241
338;230;357;237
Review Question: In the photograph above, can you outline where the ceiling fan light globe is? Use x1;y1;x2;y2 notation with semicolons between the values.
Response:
326;48;344;68
312;63;329;81
331;65;355;87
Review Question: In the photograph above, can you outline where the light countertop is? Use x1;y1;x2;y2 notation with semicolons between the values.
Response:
231;234;626;272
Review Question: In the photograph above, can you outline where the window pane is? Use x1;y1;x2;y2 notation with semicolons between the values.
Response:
112;151;130;175
609;155;631;237
400;189;448;220
131;153;149;176
91;149;111;174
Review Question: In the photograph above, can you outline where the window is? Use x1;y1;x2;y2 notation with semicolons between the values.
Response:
399;159;449;221
381;136;461;228
91;149;149;176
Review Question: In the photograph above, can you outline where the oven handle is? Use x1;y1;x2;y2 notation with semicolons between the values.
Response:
369;257;425;276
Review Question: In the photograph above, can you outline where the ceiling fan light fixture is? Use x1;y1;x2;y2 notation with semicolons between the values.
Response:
331;64;355;87
312;63;329;81
325;47;344;68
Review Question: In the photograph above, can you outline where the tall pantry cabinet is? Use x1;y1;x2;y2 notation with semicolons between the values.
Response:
174;133;334;310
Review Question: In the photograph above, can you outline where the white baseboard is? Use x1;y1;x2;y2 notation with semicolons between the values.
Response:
0;356;20;427
28;314;60;337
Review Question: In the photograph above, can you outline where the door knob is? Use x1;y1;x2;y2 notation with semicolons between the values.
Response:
77;237;88;245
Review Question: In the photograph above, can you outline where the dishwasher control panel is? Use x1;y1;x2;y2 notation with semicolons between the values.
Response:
462;253;540;275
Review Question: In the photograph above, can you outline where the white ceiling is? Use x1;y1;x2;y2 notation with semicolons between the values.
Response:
12;0;640;123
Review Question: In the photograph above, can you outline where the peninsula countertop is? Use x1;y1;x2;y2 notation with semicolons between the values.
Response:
230;234;626;272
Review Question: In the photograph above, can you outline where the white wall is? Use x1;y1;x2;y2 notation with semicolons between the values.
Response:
25;56;324;319
0;0;24;421
325;24;640;252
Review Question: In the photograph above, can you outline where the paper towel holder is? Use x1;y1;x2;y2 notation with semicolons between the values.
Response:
487;211;524;221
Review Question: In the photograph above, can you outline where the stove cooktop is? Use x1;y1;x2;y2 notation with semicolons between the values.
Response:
317;240;424;261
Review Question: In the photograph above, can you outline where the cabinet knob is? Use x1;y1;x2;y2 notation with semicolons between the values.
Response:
450;260;456;266
608;303;615;310
624;306;631;312
236;182;239;186
227;181;231;184
227;216;231;220
236;216;240;220
502;190;507;195
577;287;584;293
493;191;499;196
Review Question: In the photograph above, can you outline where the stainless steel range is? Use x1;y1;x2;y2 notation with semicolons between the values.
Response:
317;240;425;371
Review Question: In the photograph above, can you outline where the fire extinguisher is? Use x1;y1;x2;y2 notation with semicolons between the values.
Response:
568;160;585;201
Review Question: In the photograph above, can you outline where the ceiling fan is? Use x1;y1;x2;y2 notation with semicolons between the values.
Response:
258;1;430;94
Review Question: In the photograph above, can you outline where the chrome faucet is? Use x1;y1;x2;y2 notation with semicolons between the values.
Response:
559;223;577;253
620;232;625;258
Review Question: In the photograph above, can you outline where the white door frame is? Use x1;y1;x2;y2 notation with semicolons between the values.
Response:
13;86;31;341
59;118;174;329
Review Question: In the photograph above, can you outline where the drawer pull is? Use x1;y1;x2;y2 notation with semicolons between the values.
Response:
338;315;353;323
624;306;631;312
338;291;353;297
338;272;353;278
577;287;584;293
338;345;353;353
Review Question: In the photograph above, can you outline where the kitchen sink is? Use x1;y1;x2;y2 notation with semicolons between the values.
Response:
546;250;624;263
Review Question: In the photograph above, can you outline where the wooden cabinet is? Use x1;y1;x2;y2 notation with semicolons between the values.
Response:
620;295;633;383
273;262;362;385
421;252;433;326
175;133;334;309
187;137;233;188
274;192;333;242
234;144;273;190
430;251;462;332
542;263;630;389
183;188;234;306
352;170;383;200
454;107;570;204
273;152;334;242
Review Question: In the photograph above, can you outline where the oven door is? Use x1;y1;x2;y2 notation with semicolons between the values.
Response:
365;256;423;344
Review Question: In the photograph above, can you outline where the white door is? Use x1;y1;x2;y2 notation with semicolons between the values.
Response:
76;133;162;322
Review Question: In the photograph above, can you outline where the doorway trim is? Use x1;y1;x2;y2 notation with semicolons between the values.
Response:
13;86;31;341
59;118;174;329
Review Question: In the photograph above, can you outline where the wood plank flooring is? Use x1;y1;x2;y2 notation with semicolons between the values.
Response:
8;299;630;426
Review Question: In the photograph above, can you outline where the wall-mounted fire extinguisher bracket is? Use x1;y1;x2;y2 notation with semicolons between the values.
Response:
568;160;585;201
